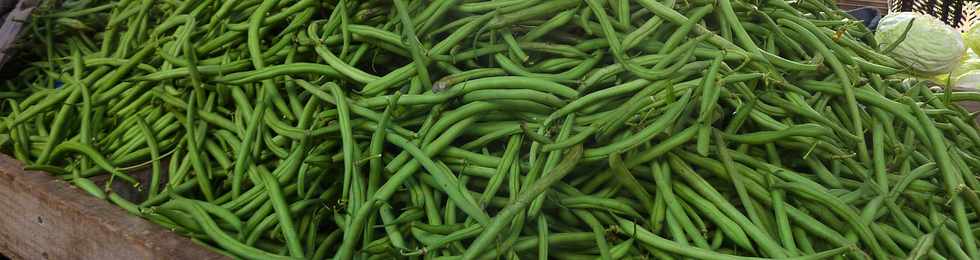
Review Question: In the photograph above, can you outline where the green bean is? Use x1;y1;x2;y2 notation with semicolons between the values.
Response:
696;56;725;156
903;97;979;259
34;86;81;165
244;198;322;246
50;141;138;185
294;79;416;137
214;63;340;85
392;0;432;89
775;181;888;258
322;82;357;207
616;217;851;260
714;131;769;240
8;1;980;259
609;153;655;214
572;209;614;260
591;0;708;82
184;94;215;201
135;117;162;198
559;195;642;217
552;79;650;121
254;169;302;254
584;89;692;159
463;89;566;108
770;176;799;256
673;181;755;251
723;123;833;144
173;198;299;260
778;17;868;165
74;175;107;199
668;154;791;257
522;9;576;42
653;160;712;249
335;119;481;258
462;145;582;259
480;135;522;206
456;0;521;13
393;125;489;222
591;76;697;139
485;0;579;29
228;80;264;184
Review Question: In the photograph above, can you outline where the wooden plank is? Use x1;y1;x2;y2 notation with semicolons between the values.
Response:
0;154;228;260
0;0;39;70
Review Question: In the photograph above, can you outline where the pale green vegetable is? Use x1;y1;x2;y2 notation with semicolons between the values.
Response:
964;22;980;54
953;71;980;89
935;49;980;89
875;12;966;75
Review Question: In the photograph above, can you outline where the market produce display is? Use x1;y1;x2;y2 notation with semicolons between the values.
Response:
1;0;980;259
875;12;965;76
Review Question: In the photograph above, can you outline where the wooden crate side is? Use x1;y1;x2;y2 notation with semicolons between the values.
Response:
0;0;39;70
0;154;228;260
839;0;890;12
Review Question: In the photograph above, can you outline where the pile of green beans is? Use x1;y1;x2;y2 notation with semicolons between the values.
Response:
3;0;980;259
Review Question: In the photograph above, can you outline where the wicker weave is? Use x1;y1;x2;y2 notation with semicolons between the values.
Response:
891;0;979;28
960;2;980;29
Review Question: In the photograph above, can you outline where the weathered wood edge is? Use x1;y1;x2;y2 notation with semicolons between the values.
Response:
0;0;39;71
0;153;229;260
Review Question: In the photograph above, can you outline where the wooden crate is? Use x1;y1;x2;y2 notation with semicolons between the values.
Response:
839;0;890;12
0;0;40;71
0;154;228;260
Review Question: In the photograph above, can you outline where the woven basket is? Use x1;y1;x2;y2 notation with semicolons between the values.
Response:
960;2;980;29
891;0;979;28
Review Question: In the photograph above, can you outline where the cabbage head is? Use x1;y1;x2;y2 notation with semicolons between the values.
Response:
955;71;980;89
875;12;965;76
956;49;980;73
934;49;980;88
